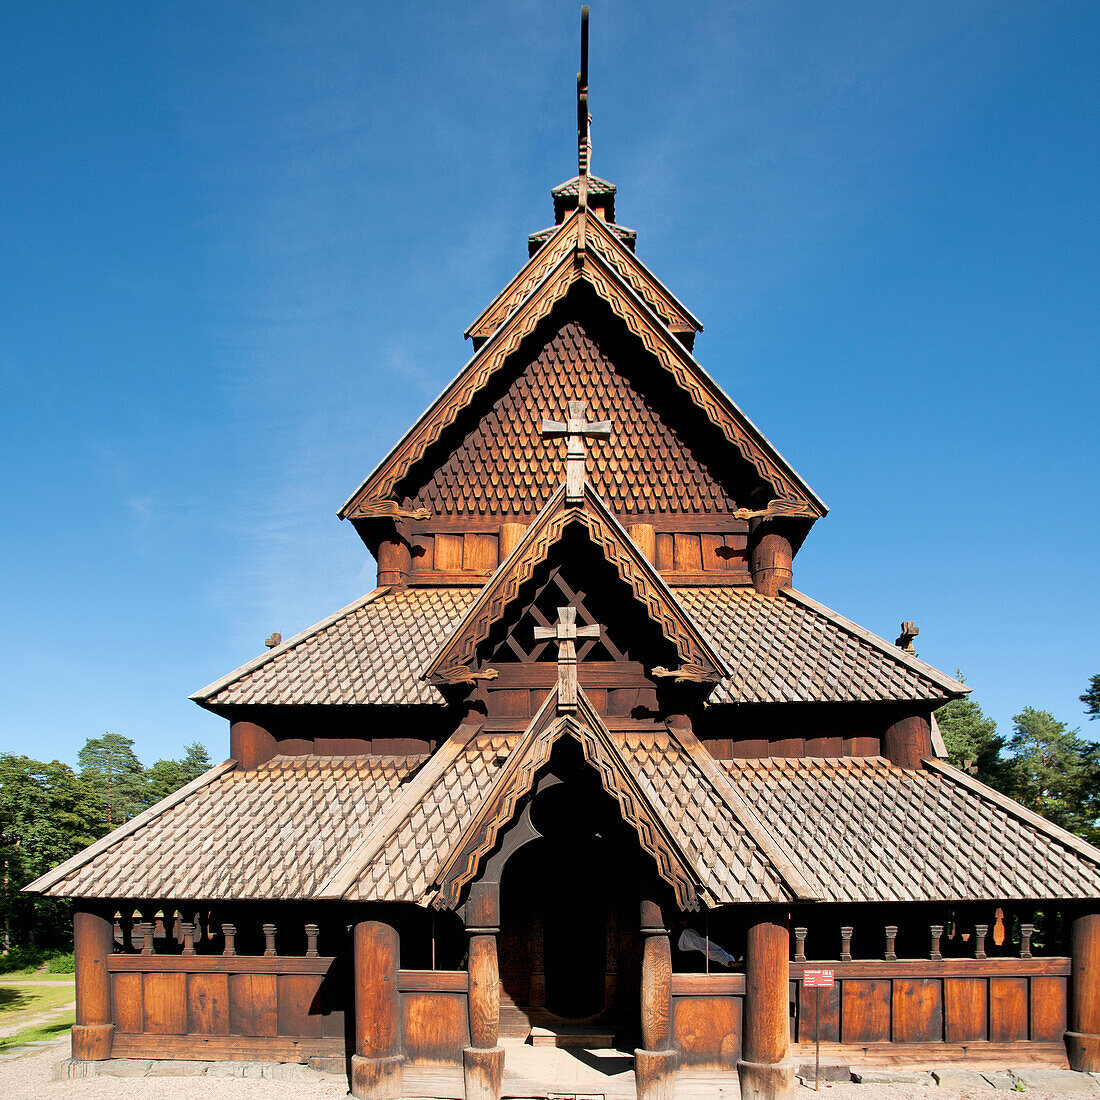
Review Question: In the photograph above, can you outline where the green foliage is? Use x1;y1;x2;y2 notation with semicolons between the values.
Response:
77;733;145;829
1082;673;1100;721
934;674;1006;785
45;951;74;973
1004;707;1100;844
1;736;212;954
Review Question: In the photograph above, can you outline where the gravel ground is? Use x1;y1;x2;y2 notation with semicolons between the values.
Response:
0;1043;1095;1100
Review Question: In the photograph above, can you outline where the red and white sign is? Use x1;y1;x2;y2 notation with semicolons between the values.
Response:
803;969;835;988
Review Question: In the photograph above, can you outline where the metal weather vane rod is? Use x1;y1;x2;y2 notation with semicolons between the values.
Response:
576;6;591;263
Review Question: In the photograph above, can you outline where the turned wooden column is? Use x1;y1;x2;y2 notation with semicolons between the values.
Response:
230;720;276;770
882;712;934;769
376;531;412;588
636;899;677;1100
72;909;114;1060
529;913;545;1008
739;906;793;1100
351;920;403;1100
464;883;504;1100
749;519;793;596
1068;910;1100;1071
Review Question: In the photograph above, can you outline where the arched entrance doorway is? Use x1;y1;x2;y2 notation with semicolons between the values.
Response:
495;738;655;1035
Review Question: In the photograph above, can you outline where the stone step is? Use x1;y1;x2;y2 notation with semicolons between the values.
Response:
529;1026;617;1049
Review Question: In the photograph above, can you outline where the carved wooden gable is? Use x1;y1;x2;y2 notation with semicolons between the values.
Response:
404;310;756;520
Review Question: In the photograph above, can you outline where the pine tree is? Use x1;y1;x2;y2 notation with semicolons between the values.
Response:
179;742;212;783
1082;673;1100;721
934;674;1006;787
77;733;145;829
1006;707;1100;844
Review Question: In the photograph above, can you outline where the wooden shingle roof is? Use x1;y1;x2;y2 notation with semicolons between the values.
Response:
192;585;960;710
31;742;1100;906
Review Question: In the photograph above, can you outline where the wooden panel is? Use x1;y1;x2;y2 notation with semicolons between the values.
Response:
143;972;187;1034
229;973;278;1037
463;533;497;572
892;978;943;1042
399;970;469;993
789;958;1071;979
402;992;468;1064
112;972;143;1033
799;983;840;1043
188;972;230;1035
410;534;434;572
111;1033;344;1062
108;955;336;974
841;979;891;1043
945;978;987;1042
671;974;745;996
788;1039;1068;1068
990;977;1029;1042
489;689;529;718
700;533;724;572
278;974;324;1038
655;533;674;571
434;534;463;571
673;996;741;1068
1030;976;1068;1042
673;533;703;572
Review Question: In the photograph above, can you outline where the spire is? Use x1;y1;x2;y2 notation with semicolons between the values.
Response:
576;6;591;262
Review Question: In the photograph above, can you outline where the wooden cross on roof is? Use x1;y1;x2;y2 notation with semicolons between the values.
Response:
541;399;611;503
533;605;601;714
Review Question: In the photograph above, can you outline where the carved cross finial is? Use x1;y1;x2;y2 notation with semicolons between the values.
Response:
533;606;601;714
896;621;919;654
540;399;611;503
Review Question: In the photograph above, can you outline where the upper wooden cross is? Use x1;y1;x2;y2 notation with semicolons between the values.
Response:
540;399;611;503
533;606;601;714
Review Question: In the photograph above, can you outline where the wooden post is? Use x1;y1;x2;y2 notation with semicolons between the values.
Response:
72;910;114;1061
882;712;933;769
636;899;677;1100
499;522;526;561
230;720;276;770
749;519;793;596
350;920;403;1100
628;523;656;566
529;913;545;1008
376;531;412;588
464;883;504;1100
739;906;793;1100
1068;910;1100;1072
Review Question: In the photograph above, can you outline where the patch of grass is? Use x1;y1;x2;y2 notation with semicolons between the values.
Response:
0;981;75;1027
0;1011;74;1053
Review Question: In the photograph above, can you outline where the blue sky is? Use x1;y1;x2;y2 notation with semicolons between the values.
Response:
1;0;1097;766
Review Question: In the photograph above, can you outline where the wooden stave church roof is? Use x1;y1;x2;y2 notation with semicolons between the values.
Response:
190;582;964;711
30;740;1100;907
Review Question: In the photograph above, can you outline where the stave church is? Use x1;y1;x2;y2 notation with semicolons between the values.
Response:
29;10;1100;1100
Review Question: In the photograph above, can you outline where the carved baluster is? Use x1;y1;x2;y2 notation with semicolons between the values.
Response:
930;924;943;961
1019;923;1035;960
139;921;155;955
305;923;320;959
840;926;853;962
112;914;123;948
181;921;196;956
974;923;989;960
263;922;277;957
794;927;807;963
221;922;237;957
885;925;898;961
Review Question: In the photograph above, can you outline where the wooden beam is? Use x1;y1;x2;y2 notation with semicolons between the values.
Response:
464;884;504;1100
637;899;677;1100
882;712;934;769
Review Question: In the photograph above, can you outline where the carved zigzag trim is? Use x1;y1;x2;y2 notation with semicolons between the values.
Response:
467;210;699;342
432;690;701;910
342;246;823;519
424;484;727;684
